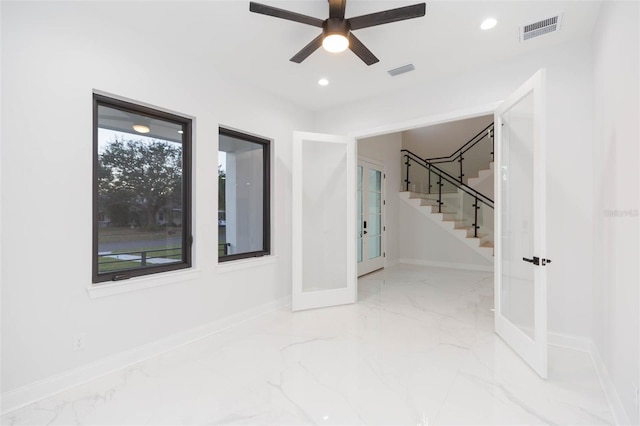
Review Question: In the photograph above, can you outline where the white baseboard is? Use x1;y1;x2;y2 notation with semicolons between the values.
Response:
589;342;632;425
543;333;632;424
0;296;291;416
547;331;592;352
398;258;494;272
384;258;401;267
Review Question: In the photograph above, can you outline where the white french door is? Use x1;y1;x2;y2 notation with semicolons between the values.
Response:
357;159;385;276
494;69;549;378
292;131;357;311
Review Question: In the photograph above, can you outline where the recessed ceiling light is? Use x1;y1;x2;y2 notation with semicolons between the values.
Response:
132;124;150;134
318;78;329;86
481;17;497;30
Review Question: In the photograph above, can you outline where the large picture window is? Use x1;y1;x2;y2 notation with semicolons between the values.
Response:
218;128;270;261
93;94;192;283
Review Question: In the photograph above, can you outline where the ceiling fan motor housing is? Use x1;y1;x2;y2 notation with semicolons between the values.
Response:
323;17;351;38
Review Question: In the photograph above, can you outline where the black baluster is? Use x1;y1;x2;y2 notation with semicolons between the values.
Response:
438;173;443;213
404;156;411;191
473;195;480;238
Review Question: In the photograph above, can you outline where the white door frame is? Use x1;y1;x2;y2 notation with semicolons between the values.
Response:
349;102;501;273
349;102;502;141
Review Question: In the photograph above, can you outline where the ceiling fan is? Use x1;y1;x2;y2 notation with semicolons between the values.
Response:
249;0;426;66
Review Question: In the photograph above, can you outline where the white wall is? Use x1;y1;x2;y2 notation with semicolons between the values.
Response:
592;1;640;423
358;133;402;264
1;2;312;395
398;198;493;269
315;39;595;339
226;149;265;255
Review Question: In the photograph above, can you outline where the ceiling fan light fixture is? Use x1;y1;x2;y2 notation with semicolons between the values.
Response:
132;124;150;134
322;34;349;53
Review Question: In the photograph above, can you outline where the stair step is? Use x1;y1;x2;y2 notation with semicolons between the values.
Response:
415;192;460;200
467;162;494;188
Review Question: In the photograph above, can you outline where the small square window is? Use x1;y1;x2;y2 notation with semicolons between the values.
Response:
218;128;271;261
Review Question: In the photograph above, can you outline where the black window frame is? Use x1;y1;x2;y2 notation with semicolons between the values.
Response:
92;93;193;283
218;128;271;262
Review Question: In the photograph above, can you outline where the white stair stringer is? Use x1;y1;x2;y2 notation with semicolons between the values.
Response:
399;191;494;263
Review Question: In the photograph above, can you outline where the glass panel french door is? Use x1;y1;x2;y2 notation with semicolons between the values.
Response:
357;159;385;277
494;69;548;378
292;132;357;311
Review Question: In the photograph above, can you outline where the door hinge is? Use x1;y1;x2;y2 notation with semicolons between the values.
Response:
383;226;386;231
383;252;386;258
383;200;386;205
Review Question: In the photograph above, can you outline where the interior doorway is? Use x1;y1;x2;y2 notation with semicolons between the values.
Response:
355;113;495;278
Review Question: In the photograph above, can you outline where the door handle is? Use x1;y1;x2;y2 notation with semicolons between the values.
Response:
522;256;552;266
363;220;367;234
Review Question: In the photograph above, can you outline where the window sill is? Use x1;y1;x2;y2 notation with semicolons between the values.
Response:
87;269;201;299
217;255;278;273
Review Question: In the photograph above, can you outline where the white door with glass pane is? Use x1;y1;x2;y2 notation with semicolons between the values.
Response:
357;159;385;276
292;132;357;311
494;69;549;378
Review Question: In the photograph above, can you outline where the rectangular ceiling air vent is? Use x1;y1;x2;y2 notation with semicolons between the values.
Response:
520;13;563;42
388;64;415;77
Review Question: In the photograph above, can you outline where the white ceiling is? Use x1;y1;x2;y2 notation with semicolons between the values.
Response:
96;0;602;111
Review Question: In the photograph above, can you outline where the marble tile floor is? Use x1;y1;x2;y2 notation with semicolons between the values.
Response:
2;264;614;425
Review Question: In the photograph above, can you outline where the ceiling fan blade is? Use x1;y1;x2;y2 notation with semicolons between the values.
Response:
250;2;324;27
348;33;379;66
348;3;426;30
329;0;347;19
290;34;324;63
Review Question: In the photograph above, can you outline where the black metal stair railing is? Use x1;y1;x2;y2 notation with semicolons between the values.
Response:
402;149;493;238
425;123;494;184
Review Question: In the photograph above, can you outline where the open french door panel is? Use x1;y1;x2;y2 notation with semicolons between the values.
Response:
292;131;357;311
494;69;549;378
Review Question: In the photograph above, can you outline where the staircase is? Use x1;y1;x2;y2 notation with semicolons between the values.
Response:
400;124;495;263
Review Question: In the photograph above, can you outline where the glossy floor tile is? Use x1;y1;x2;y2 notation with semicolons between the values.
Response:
1;265;613;425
